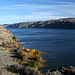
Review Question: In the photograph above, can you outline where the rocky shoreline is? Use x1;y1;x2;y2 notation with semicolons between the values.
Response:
0;25;75;75
0;47;75;75
45;66;75;75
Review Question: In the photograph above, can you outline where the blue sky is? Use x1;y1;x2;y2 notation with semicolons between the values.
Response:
0;0;75;24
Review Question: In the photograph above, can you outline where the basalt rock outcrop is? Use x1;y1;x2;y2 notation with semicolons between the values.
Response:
3;18;75;29
45;66;75;75
0;25;13;44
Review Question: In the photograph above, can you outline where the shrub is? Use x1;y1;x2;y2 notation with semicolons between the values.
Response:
34;56;41;62
13;36;19;46
21;46;24;48
20;52;28;57
29;61;39;68
13;36;18;42
15;45;19;48
13;39;16;46
35;50;41;55
25;48;30;52
2;42;5;47
31;49;35;54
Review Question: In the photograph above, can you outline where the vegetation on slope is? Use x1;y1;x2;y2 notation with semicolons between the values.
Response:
0;35;46;75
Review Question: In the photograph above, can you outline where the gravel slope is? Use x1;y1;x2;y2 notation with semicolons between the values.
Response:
0;50;18;75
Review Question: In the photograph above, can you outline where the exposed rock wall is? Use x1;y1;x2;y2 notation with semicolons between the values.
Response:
45;66;75;75
0;25;13;44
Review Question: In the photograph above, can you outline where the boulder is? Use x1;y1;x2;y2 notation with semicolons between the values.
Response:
0;25;13;44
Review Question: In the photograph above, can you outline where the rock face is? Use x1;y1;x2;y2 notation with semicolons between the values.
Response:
45;66;75;75
3;18;75;29
0;25;13;44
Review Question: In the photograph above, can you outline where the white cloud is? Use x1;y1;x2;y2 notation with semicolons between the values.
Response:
0;1;75;10
0;12;66;21
69;11;75;14
41;0;75;4
0;0;74;24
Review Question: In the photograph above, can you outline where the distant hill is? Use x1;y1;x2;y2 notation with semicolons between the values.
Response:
3;18;75;29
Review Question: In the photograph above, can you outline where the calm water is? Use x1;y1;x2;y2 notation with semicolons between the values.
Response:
6;28;75;70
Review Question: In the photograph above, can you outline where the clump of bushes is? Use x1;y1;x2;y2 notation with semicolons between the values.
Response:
29;61;40;68
16;47;45;69
1;36;19;48
1;35;46;70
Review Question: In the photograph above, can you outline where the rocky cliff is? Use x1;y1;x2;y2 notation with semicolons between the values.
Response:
3;18;75;29
0;25;13;44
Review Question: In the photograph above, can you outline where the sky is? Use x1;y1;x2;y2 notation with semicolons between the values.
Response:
0;0;75;24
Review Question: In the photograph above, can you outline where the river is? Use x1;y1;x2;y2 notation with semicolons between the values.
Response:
6;27;75;70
